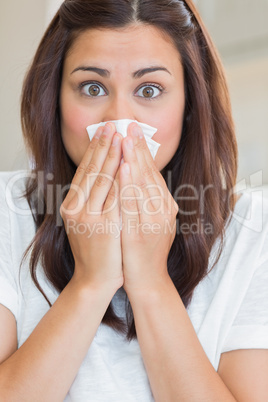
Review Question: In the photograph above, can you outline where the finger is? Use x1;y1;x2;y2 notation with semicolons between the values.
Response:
120;162;140;230
77;122;117;199
122;133;159;219
103;167;120;222
63;125;104;206
89;133;122;214
127;124;164;213
128;123;177;215
128;123;168;190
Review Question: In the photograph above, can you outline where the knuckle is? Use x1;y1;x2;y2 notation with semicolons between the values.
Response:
95;174;109;188
135;139;146;150
60;202;76;219
141;165;153;179
61;209;73;223
104;190;118;212
174;201;179;214
152;165;159;175
130;154;138;164
76;164;87;175
61;203;80;221
169;197;179;215
106;190;116;205
125;198;137;210
107;147;118;160
107;191;115;203
85;163;98;175
89;138;98;150
98;135;109;148
136;179;147;190
59;203;66;218
108;182;118;198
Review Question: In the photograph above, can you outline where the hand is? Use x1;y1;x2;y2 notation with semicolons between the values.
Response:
119;123;179;295
60;123;124;291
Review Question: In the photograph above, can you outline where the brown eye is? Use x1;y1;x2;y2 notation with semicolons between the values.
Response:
81;83;105;97
143;87;154;98
88;85;101;96
136;84;162;100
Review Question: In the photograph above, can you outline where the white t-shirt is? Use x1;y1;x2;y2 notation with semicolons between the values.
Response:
0;170;267;401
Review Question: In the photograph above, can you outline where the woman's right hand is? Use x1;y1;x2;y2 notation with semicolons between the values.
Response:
60;123;123;291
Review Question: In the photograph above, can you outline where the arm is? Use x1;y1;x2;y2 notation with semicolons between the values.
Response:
127;275;268;401
0;123;123;400
0;278;118;401
119;123;256;401
218;349;268;401
0;305;17;364
126;275;236;402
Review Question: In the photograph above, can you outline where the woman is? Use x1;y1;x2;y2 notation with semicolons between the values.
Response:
0;0;267;400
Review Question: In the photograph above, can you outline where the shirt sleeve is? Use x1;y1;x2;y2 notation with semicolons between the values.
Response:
222;250;268;353
0;174;19;320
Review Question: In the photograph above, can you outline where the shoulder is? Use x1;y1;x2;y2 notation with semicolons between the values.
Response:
225;189;268;263
0;170;33;235
230;189;268;231
0;170;31;194
0;171;34;323
0;170;32;208
204;189;268;294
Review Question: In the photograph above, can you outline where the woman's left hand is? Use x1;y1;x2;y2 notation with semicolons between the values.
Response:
119;123;179;295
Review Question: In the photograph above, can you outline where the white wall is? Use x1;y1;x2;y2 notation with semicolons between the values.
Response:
46;0;63;24
197;0;268;186
0;0;267;184
0;0;47;171
225;57;268;185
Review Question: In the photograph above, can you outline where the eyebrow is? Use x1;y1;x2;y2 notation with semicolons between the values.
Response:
71;66;171;78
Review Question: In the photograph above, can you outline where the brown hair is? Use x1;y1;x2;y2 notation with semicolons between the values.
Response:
21;0;237;339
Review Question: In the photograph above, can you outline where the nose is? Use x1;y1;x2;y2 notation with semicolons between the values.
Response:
102;95;137;123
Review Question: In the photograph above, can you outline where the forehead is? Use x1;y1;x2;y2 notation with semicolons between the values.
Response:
65;24;182;73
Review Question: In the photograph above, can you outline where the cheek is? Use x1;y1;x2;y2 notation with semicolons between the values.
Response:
148;109;184;170
60;99;92;166
61;102;90;140
154;128;181;170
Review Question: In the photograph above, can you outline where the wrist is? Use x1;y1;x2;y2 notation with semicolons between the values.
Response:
69;271;123;298
124;271;173;303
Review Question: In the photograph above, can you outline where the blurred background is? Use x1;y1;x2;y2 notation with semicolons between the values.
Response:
0;0;267;186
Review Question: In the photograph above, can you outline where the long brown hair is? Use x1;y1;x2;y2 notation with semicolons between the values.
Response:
21;0;237;339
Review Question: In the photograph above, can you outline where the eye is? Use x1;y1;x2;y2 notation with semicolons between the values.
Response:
78;81;164;100
135;84;163;100
80;82;106;97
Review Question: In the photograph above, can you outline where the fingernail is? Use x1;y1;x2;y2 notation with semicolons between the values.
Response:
132;124;143;138
103;123;112;135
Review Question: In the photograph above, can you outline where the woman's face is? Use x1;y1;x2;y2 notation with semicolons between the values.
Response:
60;24;185;171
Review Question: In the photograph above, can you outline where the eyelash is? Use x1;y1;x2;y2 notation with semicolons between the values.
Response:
78;81;165;101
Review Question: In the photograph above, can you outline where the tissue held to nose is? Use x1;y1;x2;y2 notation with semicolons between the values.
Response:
86;119;161;160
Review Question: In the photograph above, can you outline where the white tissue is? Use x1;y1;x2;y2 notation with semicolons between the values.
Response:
86;119;161;159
